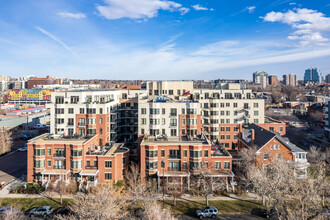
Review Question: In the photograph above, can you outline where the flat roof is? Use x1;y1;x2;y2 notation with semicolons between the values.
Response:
141;134;210;145
29;133;97;145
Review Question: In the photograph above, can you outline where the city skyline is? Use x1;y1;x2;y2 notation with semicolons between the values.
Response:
0;0;330;79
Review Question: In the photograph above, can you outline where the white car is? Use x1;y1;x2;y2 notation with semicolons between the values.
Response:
17;146;28;151
196;206;218;219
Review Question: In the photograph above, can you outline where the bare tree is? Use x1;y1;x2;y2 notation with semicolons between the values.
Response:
143;201;174;220
46;180;76;204
0;128;12;155
125;163;154;202
307;146;327;167
68;184;128;219
0;206;26;220
246;158;329;220
309;111;324;124
166;178;183;206
271;90;283;104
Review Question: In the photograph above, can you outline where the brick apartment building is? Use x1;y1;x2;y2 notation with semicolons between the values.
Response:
27;134;129;188
27;76;56;89
140;133;236;192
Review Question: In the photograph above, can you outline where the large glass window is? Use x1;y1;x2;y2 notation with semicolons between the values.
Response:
146;161;158;170
190;150;202;158
105;161;112;168
55;149;65;158
71;149;82;157
71;160;82;169
34;159;45;168
105;173;112;180
146;150;158;158
34;149;45;156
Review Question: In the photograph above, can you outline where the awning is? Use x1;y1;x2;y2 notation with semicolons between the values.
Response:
41;169;70;175
79;169;99;176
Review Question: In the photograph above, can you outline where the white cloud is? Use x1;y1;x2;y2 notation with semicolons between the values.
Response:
96;0;188;20
35;26;75;54
192;4;209;11
179;7;190;15
262;8;330;45
57;12;86;19
247;6;256;13
289;2;296;5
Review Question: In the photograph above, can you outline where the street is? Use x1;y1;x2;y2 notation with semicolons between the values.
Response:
178;214;264;219
0;150;27;184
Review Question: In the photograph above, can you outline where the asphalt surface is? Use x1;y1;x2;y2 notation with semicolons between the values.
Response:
0;150;27;184
178;214;265;219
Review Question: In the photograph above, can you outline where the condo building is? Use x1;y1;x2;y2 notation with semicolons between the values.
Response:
140;133;236;192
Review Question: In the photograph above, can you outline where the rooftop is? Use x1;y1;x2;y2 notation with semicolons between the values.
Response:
142;133;210;145
28;133;97;145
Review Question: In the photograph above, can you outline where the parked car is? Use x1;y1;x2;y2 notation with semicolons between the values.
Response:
0;206;11;214
53;207;73;216
17;146;28;151
29;206;53;217
196;206;218;219
34;124;46;129
19;134;31;140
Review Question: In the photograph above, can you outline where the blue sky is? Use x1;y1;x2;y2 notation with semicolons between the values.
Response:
0;0;330;80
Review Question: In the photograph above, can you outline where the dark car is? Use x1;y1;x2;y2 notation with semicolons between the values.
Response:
53;207;72;216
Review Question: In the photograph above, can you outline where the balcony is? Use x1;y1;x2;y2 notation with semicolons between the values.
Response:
78;123;85;127
168;155;181;160
54;153;66;158
167;167;181;171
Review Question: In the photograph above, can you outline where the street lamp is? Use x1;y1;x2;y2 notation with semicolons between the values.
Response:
162;160;165;210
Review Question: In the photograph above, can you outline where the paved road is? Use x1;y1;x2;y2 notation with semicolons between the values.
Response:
0;151;27;184
178;214;264;219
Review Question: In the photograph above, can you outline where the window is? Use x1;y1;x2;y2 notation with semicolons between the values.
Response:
71;160;82;169
204;150;208;157
141;118;147;125
150;108;160;114
34;159;45;168
234;103;238;108
150;119;160;125
220;127;225;131
54;160;65;169
123;157;126;165
170;129;177;136
190;150;202;158
55;149;65;158
170;108;177;116
161;150;165;157
224;162;230;169
190;161;202;169
183;162;187;170
254;103;259;108
99;118;103;124
226;103;230;107
47;148;51;156
146;150;158;158
105;173;112;180
48;160;51;167
278;144;281;149
182;129;185;135
34;149;45;156
105;161;112;168
80;108;84;114
162;118;166;125
68;128;74;136
215;162;221;169
204;162;208;168
276;153;281;158
264;153;269;160
87;129;96;135
68;118;74;126
141;108;146;114
270;144;273;149
182;118;185;125
170;119;177;126
183;150;187;157
78;118;85;126
87;118;96;125
141;129;145;135
226;127;230;132
226;119;230;124
169;90;173;95
182;108;185;114
86;160;90;167
86;108;96;114
70;96;79;103
254;119;259;123
233;127;238;132
221;135;225;140
68;108;74;114
146;161;158;170
226;135;230;140
71;149;82;157
254;111;259;116
55;96;64;104
234;134;238;140
99;128;103;134
162;108;165;114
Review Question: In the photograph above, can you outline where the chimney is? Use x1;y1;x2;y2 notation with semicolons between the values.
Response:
250;129;255;146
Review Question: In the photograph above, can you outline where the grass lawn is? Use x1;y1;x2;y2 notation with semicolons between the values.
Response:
0;198;73;211
164;199;265;216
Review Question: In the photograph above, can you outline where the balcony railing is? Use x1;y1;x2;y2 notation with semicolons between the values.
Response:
168;155;181;159
167;167;181;171
54;166;66;169
78;123;85;127
54;153;66;158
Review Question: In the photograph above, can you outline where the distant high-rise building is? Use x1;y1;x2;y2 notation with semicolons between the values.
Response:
304;67;323;83
283;73;298;87
253;71;268;88
268;75;278;85
325;74;330;83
